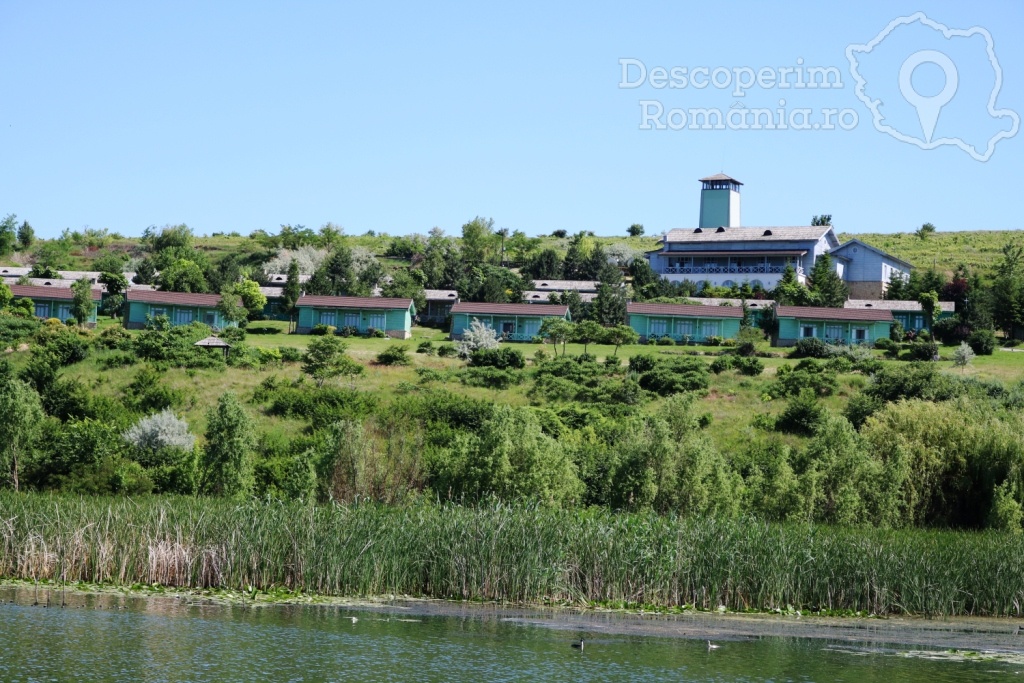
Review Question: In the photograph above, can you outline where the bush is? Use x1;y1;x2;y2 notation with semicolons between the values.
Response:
655;336;675;346
705;335;723;347
790;337;831;359
889;320;905;342
416;340;436;355
734;356;764;376
907;340;939;361
38;326;90;365
338;325;360;337
967;329;997;356
245;325;280;335
0;314;40;344
628;354;658;374
98;325;133;350
310;324;335;336
98;352;137;369
775;388;825;435
874;337;897;352
772;363;839;397
932;317;970;345
278;346;303;363
376;345;411;366
638;357;709;396
469;346;526;370
459;367;524;390
367;328;387;339
709;355;734;374
220;326;247;343
437;344;458;358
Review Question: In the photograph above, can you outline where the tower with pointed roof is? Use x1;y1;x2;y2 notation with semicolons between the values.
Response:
698;174;742;228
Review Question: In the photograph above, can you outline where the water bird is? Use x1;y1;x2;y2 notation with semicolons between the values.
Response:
572;639;584;651
707;640;720;651
349;617;358;624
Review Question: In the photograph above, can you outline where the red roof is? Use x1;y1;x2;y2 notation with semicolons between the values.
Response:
627;302;744;318
775;305;894;322
451;302;569;316
10;284;101;301
297;295;414;310
127;290;223;307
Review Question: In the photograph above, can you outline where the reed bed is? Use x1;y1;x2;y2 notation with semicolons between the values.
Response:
1;493;1022;617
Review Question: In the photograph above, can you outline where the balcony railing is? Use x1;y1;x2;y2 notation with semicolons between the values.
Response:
500;332;539;342
659;264;803;276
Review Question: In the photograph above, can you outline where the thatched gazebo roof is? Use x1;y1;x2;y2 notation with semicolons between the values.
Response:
194;336;231;349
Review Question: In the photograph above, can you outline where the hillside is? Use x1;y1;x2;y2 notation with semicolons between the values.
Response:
836;230;1021;276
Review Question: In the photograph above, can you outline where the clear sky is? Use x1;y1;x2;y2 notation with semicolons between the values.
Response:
1;1;1021;239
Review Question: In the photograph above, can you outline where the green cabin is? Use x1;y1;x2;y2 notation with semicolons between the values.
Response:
775;305;893;346
295;296;415;338
11;283;100;325
449;302;570;341
124;290;237;330
844;299;954;334
626;302;744;342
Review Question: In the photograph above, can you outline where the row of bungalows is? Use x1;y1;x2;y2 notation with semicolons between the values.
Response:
7;284;101;324
122;290;418;338
449;302;570;340
843;299;955;333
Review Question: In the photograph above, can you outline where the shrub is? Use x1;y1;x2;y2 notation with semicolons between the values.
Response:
337;325;359;338
967;329;997;356
638;357;709;396
459;366;524;390
124;366;184;413
220;326;247;343
0;314;40;344
709;355;734;374
735;356;764;376
123;409;196;458
469;346;526;370
705;335;723;347
245;325;279;335
603;355;621;369
772;363;839;397
98;352;137;369
367;328;387;339
655;335;675;346
257;347;283;366
874;337;897;353
790;337;831;359
227;343;263;369
889;320;905;342
310;324;335;336
575;352;597;363
416;340;436;355
825;356;854;374
932;317;970;345
456;318;500;358
98;325;133;350
376;345;411;366
907;340;939;361
38;326;90;365
436;344;458;358
278;346;303;363
775;388;825;435
628;354;658;374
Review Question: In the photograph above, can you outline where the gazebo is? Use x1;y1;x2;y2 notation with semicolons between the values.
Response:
194;336;231;359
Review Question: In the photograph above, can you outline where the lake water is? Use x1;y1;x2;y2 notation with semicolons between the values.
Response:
1;587;1021;682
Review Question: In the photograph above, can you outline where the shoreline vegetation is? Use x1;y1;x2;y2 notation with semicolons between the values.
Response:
2;494;1023;619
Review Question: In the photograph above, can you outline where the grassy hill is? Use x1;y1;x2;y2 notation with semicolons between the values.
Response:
837;230;1020;276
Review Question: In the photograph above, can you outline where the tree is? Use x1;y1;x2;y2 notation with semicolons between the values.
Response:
917;290;939;330
584;243;609;280
456;318;501;358
915;222;937;240
811;214;832;226
627;223;645;237
317;222;343;251
992;243;1024;337
562;232;589;279
282;259;302;332
0;214;16;257
604;324;639;355
522;249;563;280
953;342;975;373
0;281;12;310
306;244;361;296
302;335;363;387
70;277;95;325
233;279;268;320
380;269;426;312
202;392;256;499
807;253;847;307
132;257;157;285
540;318;574;356
0;362;43;491
159;259;208;292
505;230;539;265
461;216;496;265
772;265;810;306
98;271;129;315
573;319;604;354
16;221;34;250
216;290;249;327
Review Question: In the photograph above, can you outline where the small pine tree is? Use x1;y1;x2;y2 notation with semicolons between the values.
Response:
953;342;975;373
807;253;848;307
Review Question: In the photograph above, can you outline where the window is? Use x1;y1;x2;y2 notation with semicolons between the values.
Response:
701;321;720;338
368;313;386;330
57;304;72;321
675;320;694;337
501;321;515;335
825;325;843;341
853;327;868;342
174;309;193;325
802;326;816;338
151;307;166;318
320;311;337;326
34;303;49;318
522;320;540;337
343;312;359;327
649;319;667;336
204;312;216;325
913;315;924;329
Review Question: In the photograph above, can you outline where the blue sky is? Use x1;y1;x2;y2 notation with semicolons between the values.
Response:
1;1;1021;239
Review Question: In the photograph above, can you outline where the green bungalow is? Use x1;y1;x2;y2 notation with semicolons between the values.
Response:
627;302;743;343
449;302;570;341
295;296;415;338
124;290;237;330
774;305;893;346
844;299;954;334
11;283;100;325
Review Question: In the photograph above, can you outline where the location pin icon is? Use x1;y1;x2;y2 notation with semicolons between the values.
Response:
899;50;958;143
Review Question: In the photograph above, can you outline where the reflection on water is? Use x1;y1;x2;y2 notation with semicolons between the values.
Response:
0;587;1020;682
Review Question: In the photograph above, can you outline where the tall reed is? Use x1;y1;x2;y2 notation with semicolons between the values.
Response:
1;493;1022;617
